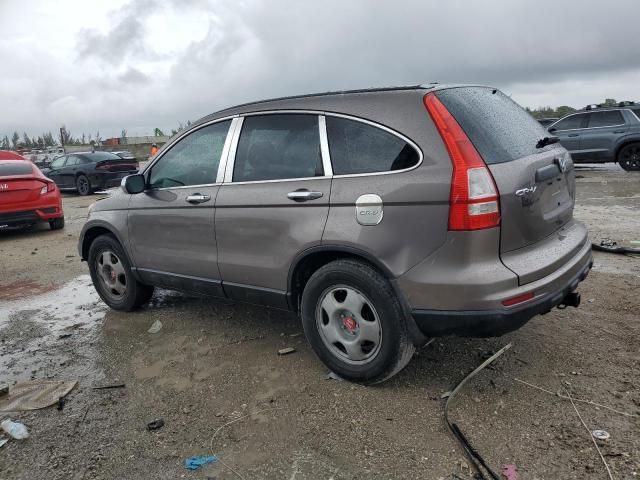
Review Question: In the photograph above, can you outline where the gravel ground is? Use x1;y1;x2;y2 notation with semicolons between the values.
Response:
0;166;638;479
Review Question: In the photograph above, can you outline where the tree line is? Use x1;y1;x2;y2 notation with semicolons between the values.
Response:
525;98;622;120
2;121;193;151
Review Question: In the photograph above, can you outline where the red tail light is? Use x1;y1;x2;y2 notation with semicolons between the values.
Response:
40;181;56;195
424;93;500;231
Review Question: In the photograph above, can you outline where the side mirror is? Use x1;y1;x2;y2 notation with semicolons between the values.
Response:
548;127;557;133
121;174;146;194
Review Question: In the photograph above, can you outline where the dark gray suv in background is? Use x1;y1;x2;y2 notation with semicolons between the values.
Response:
79;84;592;383
548;102;640;170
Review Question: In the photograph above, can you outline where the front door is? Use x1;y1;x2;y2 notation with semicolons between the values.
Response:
128;119;233;296
549;113;586;160
46;155;67;187
215;113;331;308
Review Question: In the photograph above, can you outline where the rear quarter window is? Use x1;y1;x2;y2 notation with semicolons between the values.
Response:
587;110;625;128
436;87;554;165
326;117;420;175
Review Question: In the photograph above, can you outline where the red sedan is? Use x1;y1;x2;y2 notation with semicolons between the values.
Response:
0;150;64;230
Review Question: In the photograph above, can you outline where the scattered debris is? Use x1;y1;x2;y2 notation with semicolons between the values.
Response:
92;383;126;390
592;430;611;441
56;396;65;411
289;332;302;338
0;380;77;412
184;455;218;470
502;464;519;480
563;384;613;480
592;240;640;256
148;320;163;334
58;333;72;339
0;438;8;448
277;347;296;356
444;343;512;480
1;419;29;440
505;375;638;418
147;418;165;431
441;391;451;399
326;371;344;381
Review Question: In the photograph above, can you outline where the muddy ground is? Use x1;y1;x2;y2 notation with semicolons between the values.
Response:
0;165;638;480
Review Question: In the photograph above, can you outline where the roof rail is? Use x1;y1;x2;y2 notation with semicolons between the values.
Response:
582;101;636;111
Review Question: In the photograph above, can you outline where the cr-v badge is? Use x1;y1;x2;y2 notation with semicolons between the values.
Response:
355;194;383;225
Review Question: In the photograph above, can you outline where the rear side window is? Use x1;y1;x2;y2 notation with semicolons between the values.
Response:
326;117;420;175
149;120;231;188
0;162;32;176
631;108;640;120
553;114;585;131
586;110;624;128
233;114;322;182
436;87;555;164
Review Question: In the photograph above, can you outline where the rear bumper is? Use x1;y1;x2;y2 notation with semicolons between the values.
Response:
411;254;592;337
0;206;63;226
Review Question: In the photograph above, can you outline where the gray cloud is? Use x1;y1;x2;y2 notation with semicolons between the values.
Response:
1;0;639;138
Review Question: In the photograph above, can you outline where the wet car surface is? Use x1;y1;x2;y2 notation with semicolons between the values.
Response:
1;168;639;479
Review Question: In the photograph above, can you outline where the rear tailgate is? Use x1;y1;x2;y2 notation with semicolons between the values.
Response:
436;86;588;285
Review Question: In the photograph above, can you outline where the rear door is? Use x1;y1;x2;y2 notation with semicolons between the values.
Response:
579;110;628;161
128;119;233;296
436;87;587;285
215;113;330;308
548;113;587;158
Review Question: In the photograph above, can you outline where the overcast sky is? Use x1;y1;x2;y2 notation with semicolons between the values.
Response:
2;0;639;139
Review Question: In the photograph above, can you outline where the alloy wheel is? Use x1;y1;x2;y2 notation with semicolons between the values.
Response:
619;145;640;171
77;176;90;195
315;285;382;365
95;250;127;300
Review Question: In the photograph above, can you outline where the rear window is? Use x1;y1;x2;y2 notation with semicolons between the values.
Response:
436;87;554;164
0;162;33;176
326;117;420;174
85;152;121;162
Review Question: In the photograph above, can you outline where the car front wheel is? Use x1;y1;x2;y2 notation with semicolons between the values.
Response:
88;234;154;311
301;259;415;384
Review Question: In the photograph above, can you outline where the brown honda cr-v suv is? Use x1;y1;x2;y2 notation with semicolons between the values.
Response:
79;84;592;384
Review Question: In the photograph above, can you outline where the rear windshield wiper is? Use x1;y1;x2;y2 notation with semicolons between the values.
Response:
536;136;559;149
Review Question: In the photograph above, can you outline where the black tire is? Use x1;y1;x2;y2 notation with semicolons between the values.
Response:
76;174;92;195
88;234;154;311
617;143;640;171
49;216;65;230
300;259;415;385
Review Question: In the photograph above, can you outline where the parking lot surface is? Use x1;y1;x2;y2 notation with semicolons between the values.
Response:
1;165;638;479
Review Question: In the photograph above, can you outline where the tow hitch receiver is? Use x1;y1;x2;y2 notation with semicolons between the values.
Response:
558;292;581;309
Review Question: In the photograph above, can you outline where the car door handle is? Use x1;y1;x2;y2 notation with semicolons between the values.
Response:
613;130;625;134
186;193;211;204
567;134;579;137
287;190;323;202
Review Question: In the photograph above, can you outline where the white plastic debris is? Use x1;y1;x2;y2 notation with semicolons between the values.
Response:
148;320;163;334
1;419;29;440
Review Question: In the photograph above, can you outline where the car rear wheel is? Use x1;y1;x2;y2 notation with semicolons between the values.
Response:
617;143;640;171
300;259;415;384
76;174;92;195
88;234;154;311
49;217;64;230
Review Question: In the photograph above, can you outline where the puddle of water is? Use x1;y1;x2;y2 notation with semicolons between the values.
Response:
0;275;106;332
